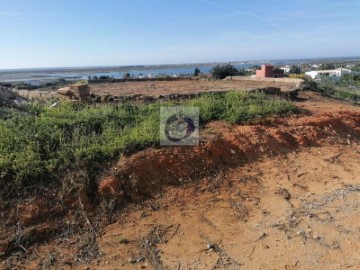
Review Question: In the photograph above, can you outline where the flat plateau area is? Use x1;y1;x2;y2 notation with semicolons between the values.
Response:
89;78;301;97
15;77;302;101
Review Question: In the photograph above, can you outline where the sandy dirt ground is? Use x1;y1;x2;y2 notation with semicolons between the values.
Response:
2;92;360;270
95;145;360;270
15;78;301;101
89;78;300;97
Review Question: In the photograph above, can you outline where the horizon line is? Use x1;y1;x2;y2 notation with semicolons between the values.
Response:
1;55;360;72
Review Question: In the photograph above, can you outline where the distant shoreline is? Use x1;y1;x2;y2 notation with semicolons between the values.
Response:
1;56;360;73
1;56;359;83
0;63;214;75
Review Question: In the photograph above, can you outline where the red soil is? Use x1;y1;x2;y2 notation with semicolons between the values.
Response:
2;91;360;270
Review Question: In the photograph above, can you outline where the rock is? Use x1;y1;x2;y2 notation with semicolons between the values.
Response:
128;257;145;264
206;243;216;251
57;83;91;101
57;87;72;96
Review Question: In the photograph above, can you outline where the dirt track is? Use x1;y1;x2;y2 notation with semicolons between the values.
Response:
2;92;360;270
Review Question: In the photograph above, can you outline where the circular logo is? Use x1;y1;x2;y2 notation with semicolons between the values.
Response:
165;114;196;142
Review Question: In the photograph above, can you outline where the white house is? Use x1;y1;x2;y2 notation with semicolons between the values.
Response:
311;64;320;69
305;68;351;80
280;65;291;73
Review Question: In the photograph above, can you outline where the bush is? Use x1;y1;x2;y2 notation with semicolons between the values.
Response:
194;67;201;76
319;63;335;70
309;75;360;102
332;89;360;102
0;93;297;200
302;76;318;90
289;65;301;74
211;64;240;79
351;63;360;72
99;75;111;80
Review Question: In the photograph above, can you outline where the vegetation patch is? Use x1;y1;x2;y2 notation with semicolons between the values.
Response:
211;64;250;79
0;92;297;202
308;74;360;103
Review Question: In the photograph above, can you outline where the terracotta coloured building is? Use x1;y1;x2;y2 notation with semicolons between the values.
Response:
256;64;284;78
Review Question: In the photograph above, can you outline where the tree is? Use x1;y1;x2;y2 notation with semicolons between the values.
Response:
194;67;201;76
250;65;261;70
319;63;335;70
211;64;240;79
351;63;360;72
238;68;249;76
289;65;301;74
302;76;318;91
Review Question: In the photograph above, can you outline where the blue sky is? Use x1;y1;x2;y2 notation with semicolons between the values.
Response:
0;0;359;69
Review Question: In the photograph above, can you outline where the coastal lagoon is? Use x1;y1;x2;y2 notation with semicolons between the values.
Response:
1;57;359;83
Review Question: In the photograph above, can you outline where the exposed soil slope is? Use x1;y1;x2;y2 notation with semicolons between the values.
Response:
2;92;360;270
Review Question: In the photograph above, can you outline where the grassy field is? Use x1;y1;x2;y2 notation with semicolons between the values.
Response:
0;91;297;200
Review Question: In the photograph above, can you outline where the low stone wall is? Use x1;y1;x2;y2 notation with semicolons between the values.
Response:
16;90;57;101
95;87;298;104
89;77;193;84
224;76;304;89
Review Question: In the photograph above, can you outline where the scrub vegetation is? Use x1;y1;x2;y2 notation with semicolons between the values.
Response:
309;74;360;103
0;91;296;200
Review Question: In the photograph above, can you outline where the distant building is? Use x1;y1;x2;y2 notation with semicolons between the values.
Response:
311;64;320;69
281;65;291;73
305;68;351;80
256;64;285;78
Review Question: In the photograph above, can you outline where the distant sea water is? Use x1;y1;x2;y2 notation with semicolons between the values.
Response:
0;63;252;83
1;57;359;83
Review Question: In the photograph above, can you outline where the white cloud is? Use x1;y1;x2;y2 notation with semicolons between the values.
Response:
0;11;8;18
197;0;282;29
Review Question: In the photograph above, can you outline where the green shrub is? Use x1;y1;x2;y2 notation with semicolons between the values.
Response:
0;92;297;198
289;65;302;74
332;89;360;102
211;64;240;79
